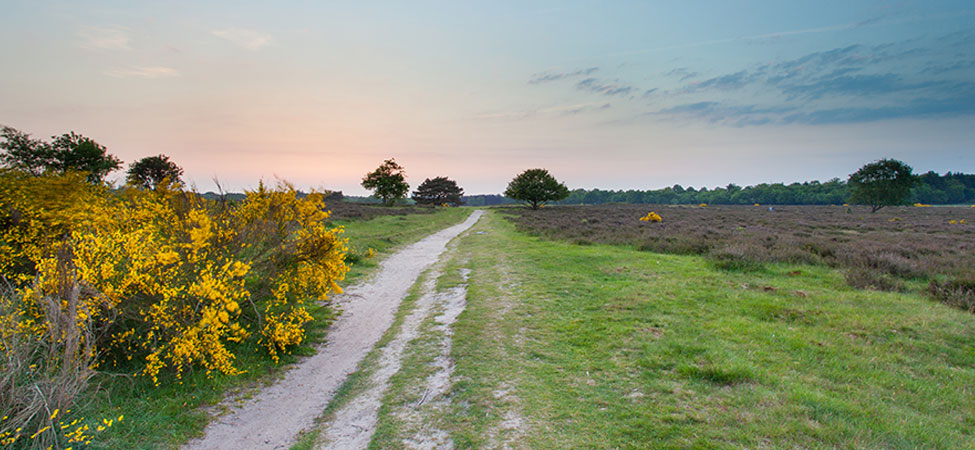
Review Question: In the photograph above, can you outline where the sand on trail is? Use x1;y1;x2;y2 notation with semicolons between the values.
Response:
182;210;484;450
319;267;469;450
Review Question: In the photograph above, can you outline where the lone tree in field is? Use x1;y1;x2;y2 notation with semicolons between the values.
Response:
412;176;464;206
504;168;570;210
848;158;918;212
362;158;409;206
127;154;184;189
0;126;122;183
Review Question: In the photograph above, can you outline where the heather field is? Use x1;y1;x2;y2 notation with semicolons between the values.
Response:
500;204;975;298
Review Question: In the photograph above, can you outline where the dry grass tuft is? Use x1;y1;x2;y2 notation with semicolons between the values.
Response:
1;269;96;449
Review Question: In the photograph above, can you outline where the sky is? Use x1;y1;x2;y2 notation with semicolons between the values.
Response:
1;1;973;195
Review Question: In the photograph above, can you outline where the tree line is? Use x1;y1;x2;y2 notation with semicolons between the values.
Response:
550;172;975;206
1;126;184;189
5;125;970;210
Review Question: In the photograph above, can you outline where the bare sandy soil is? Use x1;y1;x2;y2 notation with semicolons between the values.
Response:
182;210;483;450
320;265;470;450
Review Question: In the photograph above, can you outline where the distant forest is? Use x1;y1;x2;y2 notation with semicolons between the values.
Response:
465;171;975;206
201;171;975;207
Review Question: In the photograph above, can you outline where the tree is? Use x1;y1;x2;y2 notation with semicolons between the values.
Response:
127;154;184;189
504;168;569;210
0;126;121;183
361;158;409;206
0;126;53;175
848;158;918;212
412;176;464;206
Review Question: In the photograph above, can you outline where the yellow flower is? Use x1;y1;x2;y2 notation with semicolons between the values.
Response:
639;212;662;222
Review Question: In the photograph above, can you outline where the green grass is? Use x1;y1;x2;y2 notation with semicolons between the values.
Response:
334;207;472;284
436;210;975;449
77;304;337;450
71;207;472;450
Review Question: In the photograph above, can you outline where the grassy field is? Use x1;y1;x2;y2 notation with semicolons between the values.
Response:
65;204;975;449
412;210;975;449
72;205;470;450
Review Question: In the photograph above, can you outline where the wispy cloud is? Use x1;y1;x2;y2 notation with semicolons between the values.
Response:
664;67;698;81
212;28;272;50
529;26;974;127
104;66;180;79
649;76;975;127
576;78;635;96
684;70;760;92
78;26;131;50
654;102;796;127
921;60;975;75
778;73;934;100
474;102;610;120
782;90;975;124
528;67;599;84
606;11;973;58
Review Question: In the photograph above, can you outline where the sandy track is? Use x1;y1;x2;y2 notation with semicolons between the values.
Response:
182;210;484;450
320;265;469;450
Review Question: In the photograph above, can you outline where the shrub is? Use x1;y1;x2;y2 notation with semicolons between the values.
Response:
838;249;923;279
0;173;349;387
844;267;906;292
928;277;975;312
707;244;766;272
639;212;662;222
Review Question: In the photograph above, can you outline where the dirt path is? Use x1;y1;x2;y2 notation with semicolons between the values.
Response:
319;263;470;450
182;210;484;450
319;266;463;449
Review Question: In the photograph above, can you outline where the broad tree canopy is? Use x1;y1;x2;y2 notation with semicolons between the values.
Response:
127;154;185;189
361;158;409;206
504;168;569;210
848;158;918;212
412;176;464;206
0;126;121;183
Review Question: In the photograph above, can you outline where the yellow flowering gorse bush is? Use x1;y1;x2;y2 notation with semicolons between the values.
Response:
0;173;349;388
639;212;663;223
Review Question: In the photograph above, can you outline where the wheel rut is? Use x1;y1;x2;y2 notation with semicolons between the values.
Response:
181;210;484;450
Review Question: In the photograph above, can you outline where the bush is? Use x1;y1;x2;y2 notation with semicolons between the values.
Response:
707;244;766;272
844;267;906;292
928;277;975;312
0;173;349;387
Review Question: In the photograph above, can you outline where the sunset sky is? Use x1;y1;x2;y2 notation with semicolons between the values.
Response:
1;1;973;195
